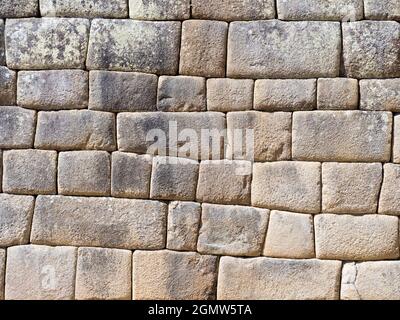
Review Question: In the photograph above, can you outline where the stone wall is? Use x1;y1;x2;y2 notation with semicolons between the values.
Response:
0;0;399;300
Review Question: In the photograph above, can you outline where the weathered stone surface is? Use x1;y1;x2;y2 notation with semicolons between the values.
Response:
342;262;400;300
6;18;89;69
218;257;341;300
89;71;157;112
167;201;201;251
35;110;116;151
342;21;400;78
364;0;400;20
87;19;181;74
180;20;228;77
198;204;269;256
31;196;167;249
40;0;128;18
0;20;4;65
111;152;152;199
227;21;341;78
292;111;392;162
315;214;399;260
197;160;252;205
133;250;218;300
322;163;382;214
0;194;34;247
58;151;111;196
150;156;199;201
76;247;132;300
5;245;76;300
379;164;400;215
207;79;253;112
317;78;358;110
254;79;316;111
18;70;88;110
157;76;206;112
394;116;400;163
227;111;291;161
0;249;4;300
277;0;363;20
129;0;190;20
360;79;400;111
192;0;275;21
263;211;314;259
0;106;36;149
0;67;16;105
252;161;321;214
0;0;38;17
3;150;57;195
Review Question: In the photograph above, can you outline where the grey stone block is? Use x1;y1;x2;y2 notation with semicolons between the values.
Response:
0;67;16;105
129;0;190;20
0;0;38;17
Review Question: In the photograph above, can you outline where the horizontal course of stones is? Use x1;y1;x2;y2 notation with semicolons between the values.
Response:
0;0;399;300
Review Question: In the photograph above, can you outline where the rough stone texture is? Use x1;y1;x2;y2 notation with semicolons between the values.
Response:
322;163;382;214
198;204;269;256
31;196;167;250
150;156;199;201
315;214;399;261
58;151;111;196
292;111;392;162
360;79;400;111
196;160;252;205
180;20;228;78
6;18;90;69
317;78;359;110
0;249;4;300
89;71;158;112
394;116;400;163
364;0;400;21
87;19;181;74
254;79;316;111
227;111;291;161
3;150;57;195
0;20;4;65
5;245;76;300
342;21;400;78
277;0;363;20
218;257;341;300
35;110;116;151
0;67;16;105
0;0;38;18
207;79;254;112
252;161;321;214
157;76;206;112
133;250;218;300
40;0;128;18
129;0;190;20
227;20;341;78
167;201;201;251
111;152;152;199
379;164;400;215
0;106;36;149
75;247;132;300
342;262;400;300
263;211;314;259
17;70;88;110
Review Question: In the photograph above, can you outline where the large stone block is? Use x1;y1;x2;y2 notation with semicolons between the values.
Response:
218;257;341;300
133;250;218;300
315;214;399;260
129;0;190;20
227;20;341;78
0;249;4;300
364;0;400;20
0;67;16;105
379;164;400;215
360;79;400;111
31;196;167;249
317;78;358;110
6;18;89;69
0;0;38;17
292;111;392;162
87;19;181;74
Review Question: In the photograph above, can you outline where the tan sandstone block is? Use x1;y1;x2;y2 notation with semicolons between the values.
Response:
0;249;4;300
133;250;218;300
364;0;400;21
317;78;358;110
360;79;400;111
379;164;400;215
129;0;190;20
0;67;16;105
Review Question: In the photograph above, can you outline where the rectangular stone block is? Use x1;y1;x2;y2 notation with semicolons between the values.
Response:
292;111;392;162
360;79;400;111
31;196;167;250
5;245;76;300
0;20;4;65
89;71;157;112
0;67;16;105
394;116;400;163
0;0;38;17
218;257;341;300
379;164;400;215
317;78;358;110
76;247;131;300
0;249;4;300
364;0;400;20
315;214;399;260
17;70;88;110
252;161;321;214
133;250;218;300
35;110;116;151
6;18;89;69
129;0;190;20
87;19;181;74
227;21;341;78
198;204;269;256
